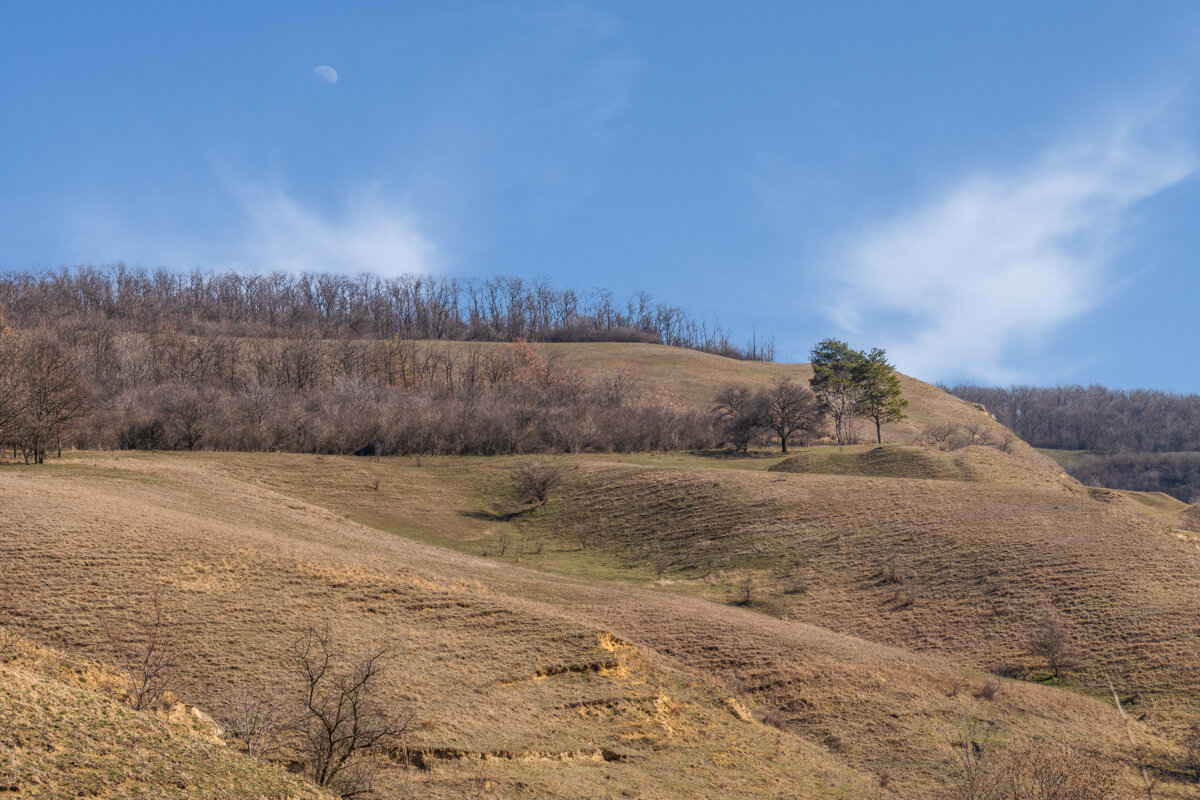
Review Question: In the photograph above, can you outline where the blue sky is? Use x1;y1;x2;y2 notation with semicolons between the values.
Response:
4;2;1200;390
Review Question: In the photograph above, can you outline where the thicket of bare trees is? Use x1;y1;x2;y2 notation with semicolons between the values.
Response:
949;719;1127;800
1071;453;1200;504
945;383;1200;453
0;324;722;458
947;384;1200;500
0;324;93;463
0;266;773;360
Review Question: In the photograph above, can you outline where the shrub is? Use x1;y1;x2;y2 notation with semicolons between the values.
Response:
510;460;563;507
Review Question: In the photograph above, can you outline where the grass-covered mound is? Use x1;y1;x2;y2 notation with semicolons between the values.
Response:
767;444;975;481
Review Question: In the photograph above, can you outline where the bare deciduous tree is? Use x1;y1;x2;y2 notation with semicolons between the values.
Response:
0;589;26;662
948;718;1000;800
1027;603;1077;679
292;625;413;798
712;384;767;452
510;460;563;507
98;585;178;710
997;739;1126;800
923;422;960;447
216;684;293;761
735;576;754;605
949;717;1129;800
761;378;822;454
12;328;92;463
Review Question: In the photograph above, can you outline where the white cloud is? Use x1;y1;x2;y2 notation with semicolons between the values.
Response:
829;127;1195;383
313;65;338;84
231;183;436;275
65;180;438;276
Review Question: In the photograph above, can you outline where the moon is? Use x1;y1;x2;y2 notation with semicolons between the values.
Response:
313;65;338;85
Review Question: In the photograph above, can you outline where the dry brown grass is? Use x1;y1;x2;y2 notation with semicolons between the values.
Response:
2;447;1192;797
0;637;328;799
0;453;873;798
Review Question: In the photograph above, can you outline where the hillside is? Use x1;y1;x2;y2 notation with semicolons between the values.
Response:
0;445;1188;798
523;341;1010;437
2;344;1195;797
0;637;327;799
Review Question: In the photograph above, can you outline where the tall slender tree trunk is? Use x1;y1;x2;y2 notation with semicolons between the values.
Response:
875;418;882;444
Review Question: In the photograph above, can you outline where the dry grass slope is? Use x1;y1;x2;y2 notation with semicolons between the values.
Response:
767;444;977;481
2;345;1195;798
2;448;1189;798
0;638;327;800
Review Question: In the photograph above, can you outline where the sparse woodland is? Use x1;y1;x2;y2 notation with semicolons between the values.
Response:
948;383;1200;501
0;271;921;461
0;265;773;358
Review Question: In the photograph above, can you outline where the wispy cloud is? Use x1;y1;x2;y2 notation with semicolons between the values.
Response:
828;125;1196;383
73;181;438;276
230;182;436;275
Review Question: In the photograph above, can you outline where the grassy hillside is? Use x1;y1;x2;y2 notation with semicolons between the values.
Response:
0;637;327;799
466;341;1039;451
3;344;1193;798
0;447;1187;798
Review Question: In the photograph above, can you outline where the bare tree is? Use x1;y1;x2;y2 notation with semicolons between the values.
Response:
949;717;1128;800
215;684;293;761
0;588;26;662
1181;722;1200;778
735;576;754;605
923;422;960;447
651;539;670;580
948;718;1000;800
595;368;640;407
0;317;22;451
1028;603;1076;679
712;384;768;453
997;739;1127;800
510;460;563;507
292;625;413;797
12;328;92;463
761;378;822;454
98;585;178;710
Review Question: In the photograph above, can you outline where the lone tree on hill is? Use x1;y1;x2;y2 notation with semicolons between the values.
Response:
511;460;563;507
1028;603;1077;679
858;348;907;444
809;338;867;445
292;625;413;797
762;378;823;453
810;339;906;445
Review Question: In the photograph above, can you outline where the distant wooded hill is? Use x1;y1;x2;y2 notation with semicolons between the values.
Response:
0;266;773;361
946;384;1200;502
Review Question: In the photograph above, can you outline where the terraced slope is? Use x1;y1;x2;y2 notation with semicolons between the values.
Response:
0;451;1185;797
0;456;871;799
217;447;1200;760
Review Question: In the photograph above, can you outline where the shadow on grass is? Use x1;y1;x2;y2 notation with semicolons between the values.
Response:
686;449;785;460
459;509;529;523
